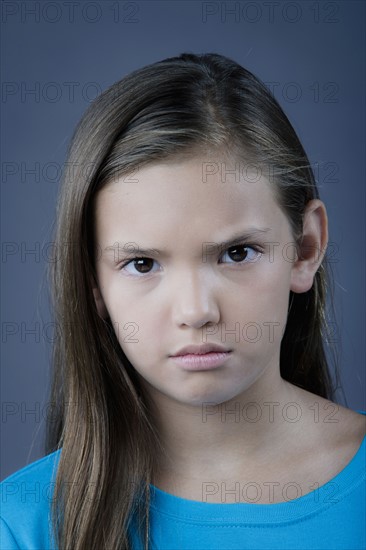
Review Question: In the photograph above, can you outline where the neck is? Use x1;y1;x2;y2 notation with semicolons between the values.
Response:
143;368;309;481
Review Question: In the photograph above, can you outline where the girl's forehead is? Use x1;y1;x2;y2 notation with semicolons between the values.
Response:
94;157;288;248
97;155;276;205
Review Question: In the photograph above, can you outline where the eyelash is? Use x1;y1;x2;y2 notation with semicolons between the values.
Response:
117;243;264;277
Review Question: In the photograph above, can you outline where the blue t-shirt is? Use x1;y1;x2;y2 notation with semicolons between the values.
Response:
1;410;365;550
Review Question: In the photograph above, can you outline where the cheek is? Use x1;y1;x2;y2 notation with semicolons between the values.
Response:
221;266;291;348
105;294;162;367
226;261;291;316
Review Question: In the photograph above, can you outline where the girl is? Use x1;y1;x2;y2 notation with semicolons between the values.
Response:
1;52;365;550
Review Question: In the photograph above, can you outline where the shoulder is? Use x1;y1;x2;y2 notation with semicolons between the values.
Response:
288;385;366;477
287;383;366;444
333;403;366;455
325;403;366;465
1;448;62;495
338;405;366;435
0;449;61;550
308;395;366;447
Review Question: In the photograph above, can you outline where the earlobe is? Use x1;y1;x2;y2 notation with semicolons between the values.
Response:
92;285;109;319
290;199;328;294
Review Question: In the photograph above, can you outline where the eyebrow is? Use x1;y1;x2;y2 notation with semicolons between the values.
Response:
103;227;272;259
205;227;272;251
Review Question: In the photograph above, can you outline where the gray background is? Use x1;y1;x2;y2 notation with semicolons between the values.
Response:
1;0;365;480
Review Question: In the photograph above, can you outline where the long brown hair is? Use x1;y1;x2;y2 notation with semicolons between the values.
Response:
45;52;342;549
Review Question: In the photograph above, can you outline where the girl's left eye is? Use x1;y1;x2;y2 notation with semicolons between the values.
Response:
118;244;263;277
219;244;262;265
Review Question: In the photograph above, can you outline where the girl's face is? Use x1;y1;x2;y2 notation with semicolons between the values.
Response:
93;155;314;407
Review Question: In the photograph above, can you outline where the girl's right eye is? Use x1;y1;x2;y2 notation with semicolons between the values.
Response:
119;257;159;277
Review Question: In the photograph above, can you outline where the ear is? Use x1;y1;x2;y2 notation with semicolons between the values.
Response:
91;278;109;319
290;199;328;294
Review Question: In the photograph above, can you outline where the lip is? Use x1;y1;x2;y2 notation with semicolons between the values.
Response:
170;351;232;371
170;343;231;356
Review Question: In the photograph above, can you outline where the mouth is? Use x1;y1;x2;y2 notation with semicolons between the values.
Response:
171;343;231;357
170;351;232;371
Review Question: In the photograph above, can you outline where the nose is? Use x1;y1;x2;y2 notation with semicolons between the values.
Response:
171;269;220;329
